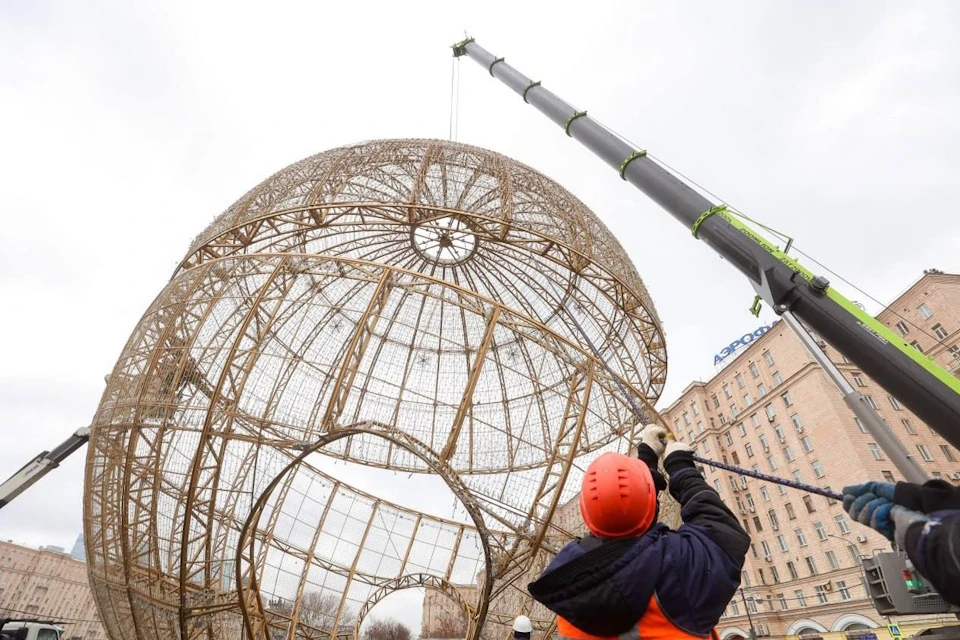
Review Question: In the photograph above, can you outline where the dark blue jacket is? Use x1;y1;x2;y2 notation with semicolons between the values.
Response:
528;449;750;638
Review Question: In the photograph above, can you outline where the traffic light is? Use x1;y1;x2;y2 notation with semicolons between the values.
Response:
862;552;958;615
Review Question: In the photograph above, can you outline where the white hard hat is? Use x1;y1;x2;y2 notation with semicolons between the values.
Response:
513;615;533;633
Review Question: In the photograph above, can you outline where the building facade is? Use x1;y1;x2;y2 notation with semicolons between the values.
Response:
661;271;960;640
0;539;106;640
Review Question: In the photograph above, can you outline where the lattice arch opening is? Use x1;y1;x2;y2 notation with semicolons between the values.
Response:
83;139;669;640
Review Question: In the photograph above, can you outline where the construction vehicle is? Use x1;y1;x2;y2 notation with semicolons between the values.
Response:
0;619;64;640
451;37;960;484
0;428;89;509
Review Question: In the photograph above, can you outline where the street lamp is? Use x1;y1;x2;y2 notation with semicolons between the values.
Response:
739;588;763;640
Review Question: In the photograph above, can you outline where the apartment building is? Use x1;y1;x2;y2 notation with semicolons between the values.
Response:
661;271;960;640
0;539;106;640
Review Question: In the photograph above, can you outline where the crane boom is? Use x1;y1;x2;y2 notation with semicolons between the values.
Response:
453;38;960;454
0;428;89;509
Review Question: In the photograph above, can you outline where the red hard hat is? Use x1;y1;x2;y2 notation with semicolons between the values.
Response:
579;452;657;538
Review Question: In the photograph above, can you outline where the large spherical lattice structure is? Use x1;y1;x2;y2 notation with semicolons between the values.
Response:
83;139;669;640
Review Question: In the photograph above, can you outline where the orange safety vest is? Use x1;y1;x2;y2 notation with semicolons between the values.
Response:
555;596;721;640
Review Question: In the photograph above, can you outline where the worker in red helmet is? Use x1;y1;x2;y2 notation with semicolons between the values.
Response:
528;424;750;640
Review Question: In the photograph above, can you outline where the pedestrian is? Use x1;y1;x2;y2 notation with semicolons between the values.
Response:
843;478;960;606
513;615;533;640
528;424;750;639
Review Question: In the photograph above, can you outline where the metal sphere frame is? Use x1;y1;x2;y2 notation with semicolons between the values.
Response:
83;139;669;640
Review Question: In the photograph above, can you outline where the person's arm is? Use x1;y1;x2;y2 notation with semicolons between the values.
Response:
636;424;668;493
893;507;960;607
663;442;750;565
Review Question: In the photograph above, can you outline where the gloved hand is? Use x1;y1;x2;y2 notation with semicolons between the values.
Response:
842;481;895;510
891;505;929;550
663;440;692;462
638;424;668;458
848;493;895;540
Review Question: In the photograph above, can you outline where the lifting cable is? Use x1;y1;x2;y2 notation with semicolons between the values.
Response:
564;302;844;502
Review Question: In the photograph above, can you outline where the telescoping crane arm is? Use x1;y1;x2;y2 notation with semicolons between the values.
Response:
453;38;960;454
0;428;89;509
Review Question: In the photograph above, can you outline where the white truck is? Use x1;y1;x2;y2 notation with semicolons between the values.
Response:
0;619;64;640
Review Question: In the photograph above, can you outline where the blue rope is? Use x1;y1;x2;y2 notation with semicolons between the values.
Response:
564;303;844;502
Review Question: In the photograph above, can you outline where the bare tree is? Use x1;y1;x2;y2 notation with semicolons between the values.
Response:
422;612;467;638
363;617;412;640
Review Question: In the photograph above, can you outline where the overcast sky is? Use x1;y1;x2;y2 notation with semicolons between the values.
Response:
2;0;959;634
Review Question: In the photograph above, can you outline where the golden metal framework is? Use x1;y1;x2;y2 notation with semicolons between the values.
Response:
83;139;670;640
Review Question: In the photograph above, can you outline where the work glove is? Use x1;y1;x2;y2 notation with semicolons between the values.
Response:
842;481;895;512
662;439;694;477
848;493;895;540
891;505;928;550
638;424;668;458
663;440;692;463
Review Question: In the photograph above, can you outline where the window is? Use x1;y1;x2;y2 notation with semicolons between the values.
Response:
759;434;769;450
778;593;788;610
761;540;772;557
713;479;723;493
823;486;838;505
767;455;778;471
701;439;711;453
770;565;780;583
772;371;783;385
744;393;753;407
917;444;933;462
784;446;796;462
812;460;825;478
736;374;746;389
838;580;851;601
865;395;879;410
793;470;804;483
768;509;780;530
882;470;895;483
868;443;884;460
692;401;700;416
674;418;681;431
697;421;705;433
683;412;691;426
935;324;951;341
741;570;751;587
730;600;739;616
919;302;933;319
751;413;761;428
795;527;808;546
787;561;799;580
835;513;850;534
764;351;775;366
761;486;770;501
688;430;695;442
765;403;776;420
745;443;754;458
855;417;867;433
826;550;840;570
802;495;816;513
911;340;924;353
737;422;747;437
813;521;826;541
778;484;788;496
814;585;829;604
741;475;749;489
742;518;751;533
723;384;732;399
731;451;741;465
794;590;807;607
750;542;758;557
889;395;903;411
777;534;788;552
753;516;763;532
782;391;794;407
746;493;756;509
747;598;758;614
806;555;818;575
757;382;767;396
852;372;866;387
801;436;813;453
774;424;786;442
758;568;766;585
895;320;910;336
902;418;917;435
749;363;760;378
791;414;804;432
941;445;956;462
933;471;943;478
731;403;740;417
724;431;734;446
785;502;796;520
